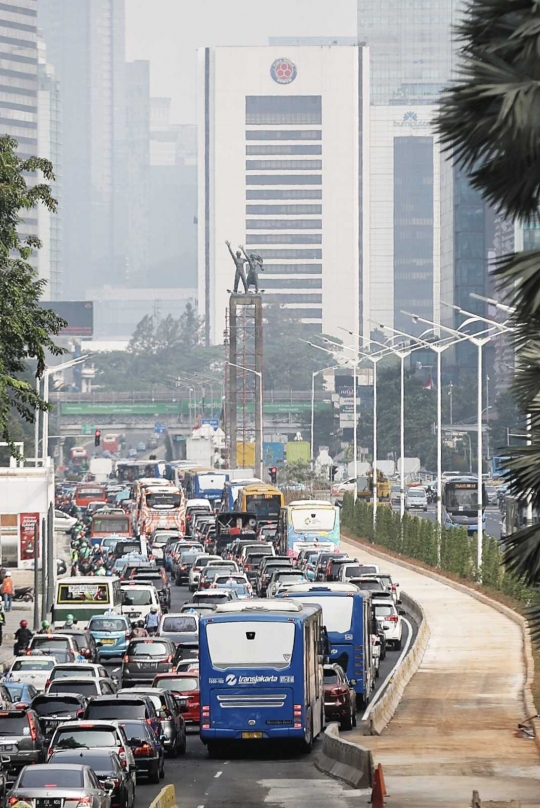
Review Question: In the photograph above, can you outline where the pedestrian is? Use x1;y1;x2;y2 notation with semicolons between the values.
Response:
0;603;5;646
1;572;13;612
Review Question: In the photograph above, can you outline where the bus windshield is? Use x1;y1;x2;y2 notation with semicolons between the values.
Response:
446;483;477;511
291;509;336;532
246;495;281;520
146;492;181;509
206;621;294;669
92;517;129;533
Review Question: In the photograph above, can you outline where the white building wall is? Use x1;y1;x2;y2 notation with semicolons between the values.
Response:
199;45;365;345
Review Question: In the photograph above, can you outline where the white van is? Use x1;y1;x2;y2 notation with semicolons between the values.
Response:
53;576;122;629
120;582;160;622
405;487;428;511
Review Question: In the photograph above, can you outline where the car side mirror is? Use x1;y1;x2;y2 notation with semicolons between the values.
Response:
398;609;406;616
349;679;357;686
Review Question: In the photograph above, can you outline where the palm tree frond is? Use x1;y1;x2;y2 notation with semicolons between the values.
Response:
502;523;540;585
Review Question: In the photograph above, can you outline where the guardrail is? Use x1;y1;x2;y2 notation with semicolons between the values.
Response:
315;722;373;789
367;590;430;736
148;785;177;808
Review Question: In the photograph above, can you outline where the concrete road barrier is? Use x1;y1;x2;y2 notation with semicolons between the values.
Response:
315;722;373;789
368;590;430;736
148;785;177;808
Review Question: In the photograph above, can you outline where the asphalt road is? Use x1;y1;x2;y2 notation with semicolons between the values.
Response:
394;504;503;540
98;574;415;808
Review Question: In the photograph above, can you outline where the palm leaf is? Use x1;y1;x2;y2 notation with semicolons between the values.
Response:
501;524;540;585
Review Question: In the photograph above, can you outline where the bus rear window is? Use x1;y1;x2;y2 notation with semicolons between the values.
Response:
206;621;294;669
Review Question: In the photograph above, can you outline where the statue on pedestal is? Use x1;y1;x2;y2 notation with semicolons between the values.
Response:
226;241;248;294
241;246;264;293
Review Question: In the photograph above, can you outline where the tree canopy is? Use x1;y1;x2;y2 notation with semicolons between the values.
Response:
0;135;66;452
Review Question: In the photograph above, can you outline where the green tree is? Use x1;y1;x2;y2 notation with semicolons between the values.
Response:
128;315;156;355
0;136;66;452
263;304;326;391
179;301;202;352
437;0;540;627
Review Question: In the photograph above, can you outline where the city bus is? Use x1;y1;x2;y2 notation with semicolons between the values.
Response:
221;479;261;511
74;484;107;510
199;600;324;754
441;476;488;533
276;500;340;558
137;483;185;537
116;460;164;483
90;512;132;542
183;470;230;508
236;483;284;526
52;576;123;628
281;582;374;707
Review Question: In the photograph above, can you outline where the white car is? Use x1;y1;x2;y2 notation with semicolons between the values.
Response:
6;656;58;692
54;510;78;532
405;487;428;511
121;582;161;622
188;554;222;591
47;663;112;687
266;570;308;598
158;612;199;639
338;562;380;583
372;599;403;650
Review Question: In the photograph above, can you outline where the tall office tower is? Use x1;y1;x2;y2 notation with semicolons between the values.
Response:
38;0;127;297
37;34;62;299
358;0;459;106
126;60;150;288
198;45;369;345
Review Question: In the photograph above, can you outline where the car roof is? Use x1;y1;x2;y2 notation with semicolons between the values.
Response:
49;678;99;685
11;655;58;664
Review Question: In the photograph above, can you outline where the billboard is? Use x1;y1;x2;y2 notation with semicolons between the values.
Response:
18;512;39;569
40;301;94;337
285;441;310;464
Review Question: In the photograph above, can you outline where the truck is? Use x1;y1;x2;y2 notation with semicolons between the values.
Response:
89;457;114;484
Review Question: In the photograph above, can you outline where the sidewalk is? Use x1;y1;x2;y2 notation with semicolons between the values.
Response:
341;536;540;808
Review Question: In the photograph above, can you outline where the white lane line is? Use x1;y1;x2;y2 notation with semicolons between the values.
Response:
197;805;205;808
214;771;222;778
361;617;413;721
223;760;229;764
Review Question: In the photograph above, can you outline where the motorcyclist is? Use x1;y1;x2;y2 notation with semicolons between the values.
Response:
132;619;148;638
94;560;106;577
79;541;91;560
144;606;160;635
38;620;52;635
64;613;75;629
14;620;32;655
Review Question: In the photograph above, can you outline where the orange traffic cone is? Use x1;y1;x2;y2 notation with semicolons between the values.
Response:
371;764;387;807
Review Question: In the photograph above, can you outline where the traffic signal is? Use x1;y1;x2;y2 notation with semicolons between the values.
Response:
330;465;339;482
94;429;101;447
269;466;277;485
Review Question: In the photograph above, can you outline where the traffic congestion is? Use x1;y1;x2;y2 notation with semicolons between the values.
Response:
0;463;410;806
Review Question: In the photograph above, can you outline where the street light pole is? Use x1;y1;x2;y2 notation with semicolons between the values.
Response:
41;356;89;464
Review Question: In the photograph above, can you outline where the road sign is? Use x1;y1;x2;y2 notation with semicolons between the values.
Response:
201;418;220;429
81;424;95;435
154;423;167;435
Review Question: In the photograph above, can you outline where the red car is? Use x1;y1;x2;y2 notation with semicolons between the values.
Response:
151;673;200;724
323;663;357;731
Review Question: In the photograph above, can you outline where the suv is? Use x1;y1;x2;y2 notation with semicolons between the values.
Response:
121;583;160;622
326;556;354;582
31;693;87;740
372;598;403;650
188;555;222;591
56;628;99;663
0;708;47;782
120;688;186;756
349;576;386;595
47;721;136;784
130;567;171;611
173;550;200;586
198;563;238;590
83;695;161;740
266;570;308;597
121;638;176;687
257;557;292;597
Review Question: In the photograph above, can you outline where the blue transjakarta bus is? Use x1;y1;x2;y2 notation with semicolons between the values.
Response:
183;470;230;508
441;476;487;534
280;582;374;708
199;600;325;754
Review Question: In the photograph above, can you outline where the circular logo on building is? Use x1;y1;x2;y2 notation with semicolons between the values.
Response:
270;58;297;84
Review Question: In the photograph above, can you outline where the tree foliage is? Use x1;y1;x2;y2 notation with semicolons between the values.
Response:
0;136;66;451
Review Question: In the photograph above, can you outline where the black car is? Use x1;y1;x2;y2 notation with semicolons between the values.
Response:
119;688;186;757
83;695;161;741
0;709;47;782
316;552;349;581
118;718;165;783
49;749;135;808
60;628;99;663
174;551;199;586
121;639;176;687
257;557;293;596
172;641;199;667
31;694;87;740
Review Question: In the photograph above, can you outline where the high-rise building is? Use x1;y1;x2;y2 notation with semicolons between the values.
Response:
37;34;62;299
357;0;459;106
38;0;127;297
0;0;38;150
126;60;150;288
198;45;369;345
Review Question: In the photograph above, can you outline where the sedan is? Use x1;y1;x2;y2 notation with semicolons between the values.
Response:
48;751;134;808
151;673;200;724
323;663;357;731
54;510;78;532
7;764;112;808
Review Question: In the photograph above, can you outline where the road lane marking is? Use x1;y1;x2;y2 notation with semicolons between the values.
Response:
361;617;413;721
214;771;222;778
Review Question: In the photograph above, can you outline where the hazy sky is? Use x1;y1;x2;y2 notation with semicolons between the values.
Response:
125;0;357;124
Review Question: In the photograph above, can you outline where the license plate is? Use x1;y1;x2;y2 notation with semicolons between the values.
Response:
101;639;115;645
138;662;157;669
241;732;262;739
37;799;63;808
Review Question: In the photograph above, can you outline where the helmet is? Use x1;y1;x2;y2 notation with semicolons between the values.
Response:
150;606;158;613
137;620;145;628
20;620;28;628
5;571;11;577
66;614;74;622
41;620;50;629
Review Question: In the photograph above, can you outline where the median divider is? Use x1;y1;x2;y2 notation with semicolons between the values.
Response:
314;722;373;789
368;590;430;736
148;785;177;808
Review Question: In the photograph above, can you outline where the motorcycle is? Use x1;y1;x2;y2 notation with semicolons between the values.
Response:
14;586;33;603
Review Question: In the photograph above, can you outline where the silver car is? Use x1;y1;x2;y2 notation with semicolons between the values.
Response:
8;764;112;808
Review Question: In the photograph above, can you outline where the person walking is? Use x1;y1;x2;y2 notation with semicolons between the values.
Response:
1;572;14;612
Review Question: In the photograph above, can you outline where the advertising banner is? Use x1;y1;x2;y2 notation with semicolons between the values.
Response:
18;512;39;569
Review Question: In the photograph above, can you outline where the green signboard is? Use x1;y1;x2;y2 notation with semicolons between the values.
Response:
61;400;333;417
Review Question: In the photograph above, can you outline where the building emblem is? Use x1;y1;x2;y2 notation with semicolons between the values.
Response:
393;110;431;129
270;58;297;84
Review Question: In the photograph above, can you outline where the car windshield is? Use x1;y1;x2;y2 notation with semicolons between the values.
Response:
353;580;383;591
52;668;94;680
161;616;197;633
87;702;147;720
122;590;154;606
0;713;28;734
408;490;425;497
32;638;70;651
127;641;169;657
19;769;84;788
32;697;81;716
118;721;151;741
89;619;127;633
12;659;55;672
48;682;98;696
54;728;120;749
154;677;198;692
